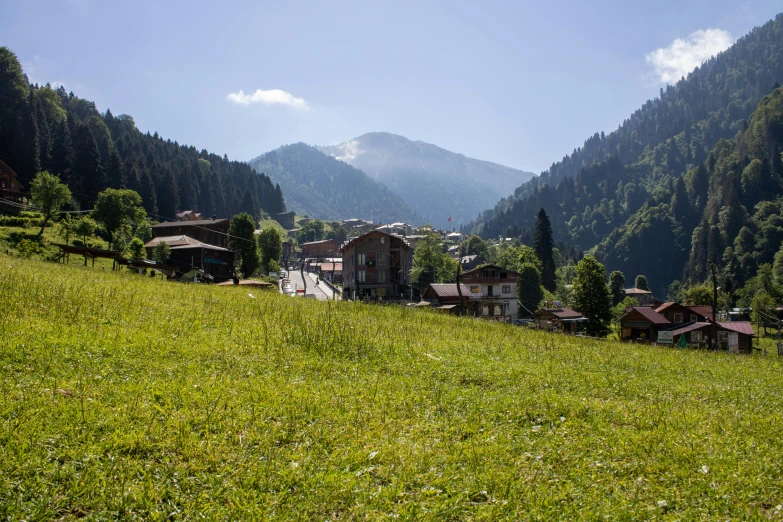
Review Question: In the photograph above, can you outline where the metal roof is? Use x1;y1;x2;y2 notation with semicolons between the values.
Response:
151;218;228;227
534;307;584;319
621;306;670;324
144;235;232;252
717;321;755;336
425;283;471;298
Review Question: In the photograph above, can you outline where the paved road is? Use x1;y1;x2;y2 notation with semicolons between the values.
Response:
285;270;338;301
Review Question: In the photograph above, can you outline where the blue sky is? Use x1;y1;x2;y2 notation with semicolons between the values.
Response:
3;0;781;173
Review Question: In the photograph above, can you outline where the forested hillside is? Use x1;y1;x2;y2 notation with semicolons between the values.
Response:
320;132;535;225
248;143;420;223
465;14;783;296
595;86;783;297
0;47;285;219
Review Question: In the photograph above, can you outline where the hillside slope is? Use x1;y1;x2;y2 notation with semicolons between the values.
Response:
249;143;420;223
594;86;783;296
320;132;536;225
2;255;783;518
466;14;783;294
0;47;284;219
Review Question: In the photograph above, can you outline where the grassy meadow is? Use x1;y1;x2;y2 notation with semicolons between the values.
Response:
2;254;783;519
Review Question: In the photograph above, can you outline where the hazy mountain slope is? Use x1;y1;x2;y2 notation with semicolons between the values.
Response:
248;143;420;224
319;132;535;225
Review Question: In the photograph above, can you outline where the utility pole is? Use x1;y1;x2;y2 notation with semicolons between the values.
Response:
710;264;718;349
456;246;464;316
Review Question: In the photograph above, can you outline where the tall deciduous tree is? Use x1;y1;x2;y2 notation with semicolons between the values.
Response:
229;213;260;277
92;188;146;248
533;208;557;292
30;171;72;237
572;256;612;337
257;227;282;273
634;274;649;291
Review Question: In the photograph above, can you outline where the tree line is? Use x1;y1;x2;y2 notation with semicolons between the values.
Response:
463;14;783;297
0;47;286;222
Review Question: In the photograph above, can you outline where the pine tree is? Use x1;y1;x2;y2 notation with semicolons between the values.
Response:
671;176;690;224
105;146;125;189
532;208;557;292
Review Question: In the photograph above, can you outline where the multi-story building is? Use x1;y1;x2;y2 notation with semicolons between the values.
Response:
341;230;411;301
460;264;519;321
301;239;338;258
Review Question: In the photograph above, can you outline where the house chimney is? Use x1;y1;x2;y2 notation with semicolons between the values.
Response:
211;215;216;221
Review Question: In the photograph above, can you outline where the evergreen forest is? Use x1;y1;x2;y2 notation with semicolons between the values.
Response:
465;14;783;296
0;47;286;221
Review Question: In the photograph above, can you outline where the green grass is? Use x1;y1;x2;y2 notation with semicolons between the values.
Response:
2;255;783;519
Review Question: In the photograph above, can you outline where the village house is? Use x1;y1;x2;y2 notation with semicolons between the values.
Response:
625;287;654;306
341;230;412;301
175;210;203;221
0;159;27;204
460;255;480;271
460;264;519;321
446;231;466;242
300;239;338;258
316;262;343;284
421;283;471;314
341;218;373;231
661;321;755;352
532;307;587;333
619;306;671;342
276;211;296;230
145;235;235;282
655;302;713;323
151;217;230;248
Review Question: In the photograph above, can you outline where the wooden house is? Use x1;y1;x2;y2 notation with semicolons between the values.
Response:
619;306;670;342
151;218;230;248
145;235;235;282
0;159;27;204
655;302;713;324
532;307;587;333
661;321;754;352
422;283;471;314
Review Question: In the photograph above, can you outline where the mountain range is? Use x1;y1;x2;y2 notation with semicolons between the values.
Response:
248;143;420;224
320;132;536;225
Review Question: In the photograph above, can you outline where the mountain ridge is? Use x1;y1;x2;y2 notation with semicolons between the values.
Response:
248;142;420;224
319;132;536;225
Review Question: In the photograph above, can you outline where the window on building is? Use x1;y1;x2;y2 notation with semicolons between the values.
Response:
357;253;366;265
378;270;386;283
358;270;366;282
380;237;385;244
692;331;703;342
494;304;503;316
673;313;683;323
502;285;511;294
482;305;489;316
377;252;385;265
500;272;507;279
690;314;697;322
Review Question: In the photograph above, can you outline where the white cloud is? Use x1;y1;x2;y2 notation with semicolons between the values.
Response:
646;28;734;84
226;88;310;110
